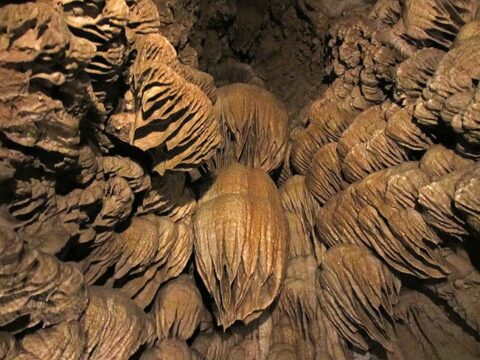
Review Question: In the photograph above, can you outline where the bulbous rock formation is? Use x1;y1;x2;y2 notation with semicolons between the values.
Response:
127;36;221;174
2;0;480;358
213;83;288;173
81;287;155;359
152;275;206;340
194;164;288;329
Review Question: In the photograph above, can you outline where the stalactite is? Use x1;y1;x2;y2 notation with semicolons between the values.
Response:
1;0;480;358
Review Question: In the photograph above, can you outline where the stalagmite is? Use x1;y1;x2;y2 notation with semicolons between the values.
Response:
1;0;480;358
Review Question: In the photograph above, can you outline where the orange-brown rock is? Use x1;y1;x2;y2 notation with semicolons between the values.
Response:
194;164;288;328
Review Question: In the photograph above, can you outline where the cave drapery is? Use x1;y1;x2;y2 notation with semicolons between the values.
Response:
0;0;480;359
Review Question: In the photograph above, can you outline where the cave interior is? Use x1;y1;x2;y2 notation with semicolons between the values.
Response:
0;0;480;359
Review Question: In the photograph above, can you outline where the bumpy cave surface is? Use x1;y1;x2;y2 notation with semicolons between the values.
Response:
0;0;480;359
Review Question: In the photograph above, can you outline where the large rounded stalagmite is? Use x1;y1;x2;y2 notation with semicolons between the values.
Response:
194;164;288;329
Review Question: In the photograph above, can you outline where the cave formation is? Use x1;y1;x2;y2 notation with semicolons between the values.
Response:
0;0;480;359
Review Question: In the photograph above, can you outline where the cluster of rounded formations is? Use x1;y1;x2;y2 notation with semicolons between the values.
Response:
0;0;479;359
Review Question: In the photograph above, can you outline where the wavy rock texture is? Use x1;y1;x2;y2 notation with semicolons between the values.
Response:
2;0;480;358
191;331;240;360
288;15;403;175
280;175;323;261
270;255;350;360
127;34;221;174
141;338;202;359
319;244;401;354
213;83;288;173
60;0;129;112
0;223;88;333
15;321;86;360
424;249;480;335
81;287;155;359
132;33;217;103
152;275;206;340
394;289;480;360
414;33;480;157
137;172;197;221
194;164;288;328
0;1;89;171
127;0;161;43
316;160;453;279
85;215;193;308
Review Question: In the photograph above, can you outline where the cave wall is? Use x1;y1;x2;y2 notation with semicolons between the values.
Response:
0;0;480;359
